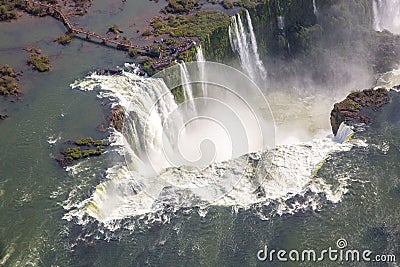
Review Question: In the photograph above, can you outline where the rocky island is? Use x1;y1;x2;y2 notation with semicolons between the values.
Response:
330;88;391;135
0;64;19;96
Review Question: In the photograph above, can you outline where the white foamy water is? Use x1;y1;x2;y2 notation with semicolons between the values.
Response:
196;45;207;97
313;0;318;15
178;61;197;115
373;0;400;34
375;67;400;90
229;10;267;83
64;68;355;228
47;132;62;144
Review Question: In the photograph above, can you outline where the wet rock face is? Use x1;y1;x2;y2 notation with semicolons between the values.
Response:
94;68;123;76
108;105;124;132
330;88;390;135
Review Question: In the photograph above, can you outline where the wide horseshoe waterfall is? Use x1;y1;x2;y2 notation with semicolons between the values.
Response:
67;62;355;225
2;0;400;265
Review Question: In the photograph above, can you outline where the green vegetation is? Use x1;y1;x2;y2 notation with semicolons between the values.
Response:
142;9;232;76
150;17;166;36
55;34;73;45
64;146;102;161
232;0;257;9
148;46;160;58
330;87;389;134
222;1;234;9
58;137;106;166
0;3;17;21
75;137;95;146
340;98;361;112
346;88;389;108
142;29;152;37
21;3;49;17
150;11;230;42
203;20;234;63
229;0;400;86
177;46;196;62
117;36;132;50
28;53;50;72
82;149;102;158
93;140;103;146
142;58;155;76
0;65;19;96
128;48;138;57
108;24;123;34
65;147;82;160
171;86;185;103
165;0;196;14
75;137;104;146
165;38;177;46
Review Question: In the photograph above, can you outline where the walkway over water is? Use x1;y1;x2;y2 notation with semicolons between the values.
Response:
21;0;196;69
23;0;143;51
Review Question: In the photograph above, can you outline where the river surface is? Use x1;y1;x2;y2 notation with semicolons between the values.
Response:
0;2;399;267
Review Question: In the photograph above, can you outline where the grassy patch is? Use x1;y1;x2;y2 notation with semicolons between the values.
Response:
75;137;95;146
165;0;196;14
55;34;73;45
128;47;138;57
28;53;50;72
0;65;19;96
108;24;123;34
57;137;106;166
150;10;230;42
0;4;17;21
222;1;233;9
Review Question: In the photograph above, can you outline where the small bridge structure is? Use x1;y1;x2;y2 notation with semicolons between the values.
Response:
23;0;144;52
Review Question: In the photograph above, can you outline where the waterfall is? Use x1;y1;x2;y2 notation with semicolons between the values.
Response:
196;45;207;97
333;122;354;143
373;0;400;34
313;0;318;15
229;10;267;83
68;66;356;224
277;16;285;31
120;75;185;173
178;61;197;115
245;10;267;81
373;0;382;32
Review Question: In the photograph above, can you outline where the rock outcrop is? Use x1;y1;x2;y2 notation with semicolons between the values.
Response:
108;105;124;132
330;88;390;135
94;68;123;76
56;137;107;167
0;114;8;120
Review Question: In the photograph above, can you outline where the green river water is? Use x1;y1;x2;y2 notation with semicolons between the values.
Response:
0;1;399;266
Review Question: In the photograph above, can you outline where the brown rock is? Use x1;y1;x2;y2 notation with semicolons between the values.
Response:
0;114;8;120
108;105;124;132
96;123;107;132
330;87;390;135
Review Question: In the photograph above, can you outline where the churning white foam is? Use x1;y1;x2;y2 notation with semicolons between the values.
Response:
229;10;267;83
373;0;400;34
64;68;356;228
